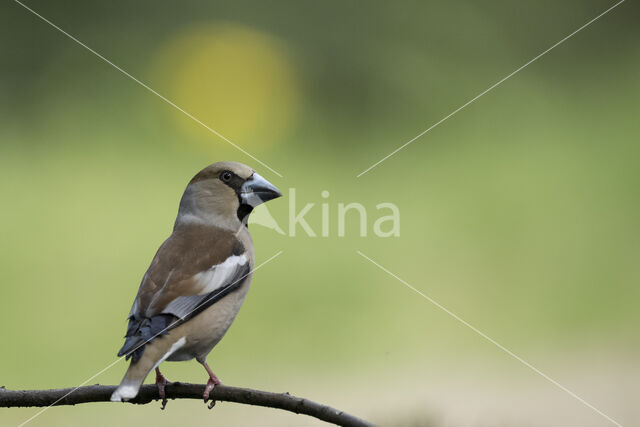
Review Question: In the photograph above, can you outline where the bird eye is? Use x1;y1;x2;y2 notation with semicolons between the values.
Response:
220;171;233;182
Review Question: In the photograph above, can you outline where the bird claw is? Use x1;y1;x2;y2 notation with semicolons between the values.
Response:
155;371;172;410
203;377;220;409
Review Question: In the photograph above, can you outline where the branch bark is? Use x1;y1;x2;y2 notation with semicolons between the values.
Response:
0;383;374;427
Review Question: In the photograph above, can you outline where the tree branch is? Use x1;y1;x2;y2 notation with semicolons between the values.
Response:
0;383;374;427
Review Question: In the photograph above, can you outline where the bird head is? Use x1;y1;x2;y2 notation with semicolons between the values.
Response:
176;161;282;230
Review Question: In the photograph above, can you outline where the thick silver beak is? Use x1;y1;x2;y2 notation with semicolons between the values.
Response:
240;172;282;207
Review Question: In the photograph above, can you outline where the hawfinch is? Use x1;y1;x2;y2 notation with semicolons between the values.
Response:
111;161;281;407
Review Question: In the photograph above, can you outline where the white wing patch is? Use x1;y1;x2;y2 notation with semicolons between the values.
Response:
194;254;249;295
160;253;250;320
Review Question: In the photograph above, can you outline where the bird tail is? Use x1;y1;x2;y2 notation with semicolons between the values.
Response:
111;330;183;402
110;357;156;402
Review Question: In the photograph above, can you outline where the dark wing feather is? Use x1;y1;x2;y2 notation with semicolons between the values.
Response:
161;261;250;321
117;314;175;362
117;224;248;362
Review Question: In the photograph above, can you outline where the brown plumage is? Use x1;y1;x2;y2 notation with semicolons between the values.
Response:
133;225;244;319
111;161;281;406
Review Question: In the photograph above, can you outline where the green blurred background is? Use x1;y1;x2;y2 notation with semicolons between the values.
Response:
1;1;638;426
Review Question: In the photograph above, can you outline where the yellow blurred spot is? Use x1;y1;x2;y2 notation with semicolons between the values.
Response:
151;23;299;149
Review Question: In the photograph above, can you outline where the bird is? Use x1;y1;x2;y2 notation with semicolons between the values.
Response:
110;161;281;408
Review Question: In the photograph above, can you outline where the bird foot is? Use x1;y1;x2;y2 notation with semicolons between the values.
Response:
155;371;172;410
203;374;221;409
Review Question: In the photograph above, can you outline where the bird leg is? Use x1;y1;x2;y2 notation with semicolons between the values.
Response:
201;361;221;409
155;367;172;410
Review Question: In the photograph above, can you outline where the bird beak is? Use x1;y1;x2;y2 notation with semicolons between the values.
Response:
240;173;282;207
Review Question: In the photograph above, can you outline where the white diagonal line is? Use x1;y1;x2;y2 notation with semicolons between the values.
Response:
356;0;625;177
356;250;622;426
13;0;283;178
17;250;284;427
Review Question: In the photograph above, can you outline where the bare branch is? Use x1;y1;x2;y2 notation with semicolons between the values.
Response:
0;383;374;427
